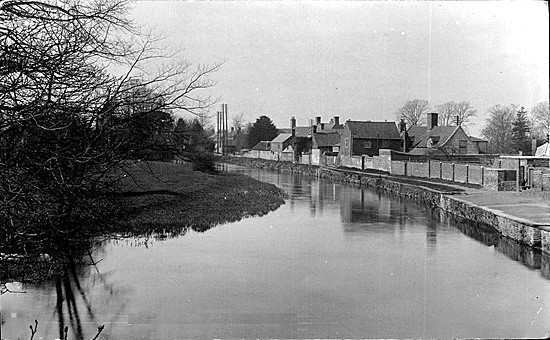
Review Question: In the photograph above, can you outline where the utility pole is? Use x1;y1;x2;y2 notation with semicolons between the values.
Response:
216;110;221;154
224;103;228;155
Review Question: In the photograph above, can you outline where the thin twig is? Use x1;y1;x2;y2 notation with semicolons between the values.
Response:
91;325;105;340
29;319;38;340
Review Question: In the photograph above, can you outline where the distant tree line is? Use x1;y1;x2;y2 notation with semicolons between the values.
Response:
482;102;549;155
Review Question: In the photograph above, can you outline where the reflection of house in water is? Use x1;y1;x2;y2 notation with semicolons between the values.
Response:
339;186;405;232
281;172;342;216
338;186;441;251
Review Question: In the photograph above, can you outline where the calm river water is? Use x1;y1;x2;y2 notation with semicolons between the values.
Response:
2;165;550;339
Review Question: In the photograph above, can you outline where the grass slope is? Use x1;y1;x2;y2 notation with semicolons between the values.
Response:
116;162;287;236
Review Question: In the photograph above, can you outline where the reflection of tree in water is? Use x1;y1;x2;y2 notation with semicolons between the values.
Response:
0;236;125;339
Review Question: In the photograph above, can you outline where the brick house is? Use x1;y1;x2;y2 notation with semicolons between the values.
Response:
340;120;402;157
407;112;478;155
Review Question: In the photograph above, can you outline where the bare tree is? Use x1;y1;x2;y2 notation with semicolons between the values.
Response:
530;100;550;140
396;99;429;126
434;101;477;127
434;101;457;126
454;101;477;127
232;112;246;131
0;0;220;253
481;104;518;154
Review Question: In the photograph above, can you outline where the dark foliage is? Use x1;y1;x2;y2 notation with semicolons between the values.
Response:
0;0;219;256
248;115;278;148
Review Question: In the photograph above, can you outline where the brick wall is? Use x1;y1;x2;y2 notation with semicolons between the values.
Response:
243;150;260;158
454;164;468;183
259;150;277;160
391;161;406;176
430;161;441;179
441;162;454;181
311;149;321;165
280;152;294;162
468;165;484;185
484;168;499;190
374;149;392;172
496;158;520;170
544;174;550;191
484;168;518;191
340;155;362;169
532;170;543;189
363;157;374;170
325;156;337;167
407;162;429;177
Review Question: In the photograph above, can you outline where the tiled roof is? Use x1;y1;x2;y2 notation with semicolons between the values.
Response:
346;121;401;139
271;133;293;143
313;132;341;147
278;126;311;138
407;125;460;149
251;141;270;151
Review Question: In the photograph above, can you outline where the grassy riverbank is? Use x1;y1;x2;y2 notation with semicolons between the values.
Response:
115;161;287;236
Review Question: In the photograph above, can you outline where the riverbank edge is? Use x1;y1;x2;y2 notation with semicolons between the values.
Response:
221;156;549;254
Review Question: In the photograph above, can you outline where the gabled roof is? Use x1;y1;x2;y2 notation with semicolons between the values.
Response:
346;121;401;139
312;132;341;148
407;125;461;149
251;141;270;151
271;133;293;143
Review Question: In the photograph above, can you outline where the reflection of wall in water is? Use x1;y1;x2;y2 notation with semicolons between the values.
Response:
449;215;550;281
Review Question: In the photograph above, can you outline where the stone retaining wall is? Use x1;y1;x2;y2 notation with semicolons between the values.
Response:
222;156;549;254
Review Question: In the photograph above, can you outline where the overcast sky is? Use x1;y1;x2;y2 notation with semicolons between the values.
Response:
131;1;549;136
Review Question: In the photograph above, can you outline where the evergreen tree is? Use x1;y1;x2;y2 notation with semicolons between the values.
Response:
511;107;531;155
248;116;278;148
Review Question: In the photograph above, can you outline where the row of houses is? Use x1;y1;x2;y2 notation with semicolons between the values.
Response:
245;112;488;160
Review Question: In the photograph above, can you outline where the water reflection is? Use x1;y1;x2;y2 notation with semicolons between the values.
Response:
229;165;550;282
1;239;129;340
2;165;550;339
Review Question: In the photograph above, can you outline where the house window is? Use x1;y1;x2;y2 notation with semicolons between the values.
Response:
459;140;467;154
364;141;372;149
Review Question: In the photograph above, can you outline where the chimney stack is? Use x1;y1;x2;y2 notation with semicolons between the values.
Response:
427;112;438;130
456;115;460;126
334;116;340;126
399;119;406;132
399;119;408;152
315;116;321;125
